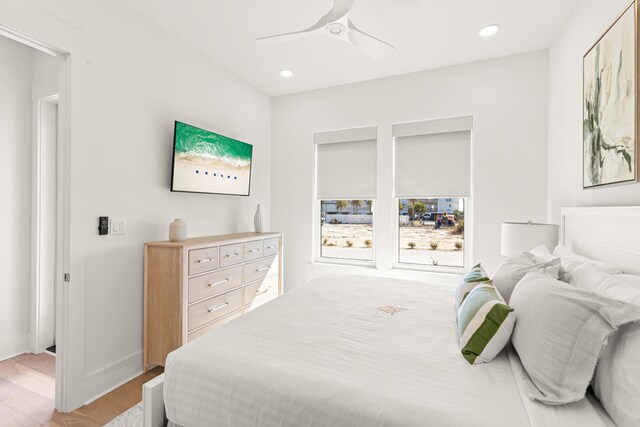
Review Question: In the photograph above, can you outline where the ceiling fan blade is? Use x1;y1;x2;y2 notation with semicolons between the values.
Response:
326;0;357;22
255;6;333;45
255;28;318;44
347;21;395;60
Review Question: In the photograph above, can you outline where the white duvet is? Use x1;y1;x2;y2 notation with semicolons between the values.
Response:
164;274;612;427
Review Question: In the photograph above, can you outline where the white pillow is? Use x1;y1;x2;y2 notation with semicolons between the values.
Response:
509;271;640;405
529;245;556;262
492;252;560;303
571;263;640;305
614;273;640;289
594;323;640;427
553;244;624;274
585;268;640;426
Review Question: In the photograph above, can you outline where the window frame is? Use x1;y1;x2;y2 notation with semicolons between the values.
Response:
391;197;471;274
313;198;377;267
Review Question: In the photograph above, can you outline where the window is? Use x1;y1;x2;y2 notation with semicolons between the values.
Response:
393;116;471;269
398;198;464;267
321;200;373;261
315;126;377;264
313;117;471;270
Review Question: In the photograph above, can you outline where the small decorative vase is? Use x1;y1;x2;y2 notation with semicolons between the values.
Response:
169;219;187;242
254;204;264;233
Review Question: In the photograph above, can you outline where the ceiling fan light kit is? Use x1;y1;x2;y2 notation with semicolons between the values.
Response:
255;0;395;60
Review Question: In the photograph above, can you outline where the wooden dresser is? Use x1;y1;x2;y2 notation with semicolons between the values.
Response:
143;232;283;372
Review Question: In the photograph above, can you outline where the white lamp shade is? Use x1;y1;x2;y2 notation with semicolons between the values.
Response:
501;222;559;256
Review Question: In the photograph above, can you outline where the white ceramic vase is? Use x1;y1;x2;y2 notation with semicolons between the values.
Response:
169;218;187;242
254;204;264;233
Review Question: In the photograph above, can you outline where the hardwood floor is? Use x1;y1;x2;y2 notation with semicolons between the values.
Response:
0;353;163;426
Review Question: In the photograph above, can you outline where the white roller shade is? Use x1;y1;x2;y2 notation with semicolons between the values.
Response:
314;126;377;145
394;127;471;198
393;115;473;138
315;130;377;199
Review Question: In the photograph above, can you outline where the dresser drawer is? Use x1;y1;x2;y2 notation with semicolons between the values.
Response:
188;247;219;276
188;309;242;342
244;256;278;284
244;240;263;261
188;288;242;331
188;266;242;303
243;274;279;308
263;237;279;257
219;243;243;268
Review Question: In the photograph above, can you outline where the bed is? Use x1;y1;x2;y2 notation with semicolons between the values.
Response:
143;206;640;427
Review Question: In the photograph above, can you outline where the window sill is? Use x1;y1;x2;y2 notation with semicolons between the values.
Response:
392;263;466;275
311;260;465;276
312;259;376;269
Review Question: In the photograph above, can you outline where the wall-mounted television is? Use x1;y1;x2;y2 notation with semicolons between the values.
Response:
171;121;253;196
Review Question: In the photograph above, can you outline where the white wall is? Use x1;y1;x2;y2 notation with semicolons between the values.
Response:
21;0;272;402
0;35;33;361
272;51;549;289
547;0;640;223
31;47;58;81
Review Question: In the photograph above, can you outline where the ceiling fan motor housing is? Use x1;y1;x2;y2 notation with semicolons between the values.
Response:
325;22;347;37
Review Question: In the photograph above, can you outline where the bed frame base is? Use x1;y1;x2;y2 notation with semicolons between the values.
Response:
142;373;166;427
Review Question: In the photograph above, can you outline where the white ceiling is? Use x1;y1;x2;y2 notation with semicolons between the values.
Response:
120;0;580;97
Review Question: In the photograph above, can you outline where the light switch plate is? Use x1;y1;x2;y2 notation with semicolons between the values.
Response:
110;218;127;235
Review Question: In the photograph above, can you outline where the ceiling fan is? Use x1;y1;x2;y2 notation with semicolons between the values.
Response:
255;0;395;60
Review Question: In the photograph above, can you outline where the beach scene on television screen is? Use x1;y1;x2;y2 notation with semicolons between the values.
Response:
172;122;252;195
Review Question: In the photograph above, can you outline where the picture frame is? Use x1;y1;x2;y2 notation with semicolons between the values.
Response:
583;1;639;188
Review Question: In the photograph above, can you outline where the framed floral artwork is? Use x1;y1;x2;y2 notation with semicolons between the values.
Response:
584;2;638;188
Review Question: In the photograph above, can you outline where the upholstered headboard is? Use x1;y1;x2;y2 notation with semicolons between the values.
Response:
560;206;640;275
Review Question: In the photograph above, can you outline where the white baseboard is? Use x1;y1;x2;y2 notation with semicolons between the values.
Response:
0;333;28;362
83;350;143;405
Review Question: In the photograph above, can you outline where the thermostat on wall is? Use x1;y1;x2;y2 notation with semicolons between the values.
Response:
98;216;109;235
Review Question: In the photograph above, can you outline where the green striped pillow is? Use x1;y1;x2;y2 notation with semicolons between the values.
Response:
455;263;491;310
457;283;515;365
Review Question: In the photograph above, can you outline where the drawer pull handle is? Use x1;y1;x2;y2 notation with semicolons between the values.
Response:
256;286;272;296
198;258;213;264
248;249;260;253
266;245;277;249
256;266;270;272
225;252;239;258
209;278;230;287
207;302;230;313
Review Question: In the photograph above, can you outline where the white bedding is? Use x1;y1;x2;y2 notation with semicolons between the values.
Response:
164;274;612;427
507;346;615;427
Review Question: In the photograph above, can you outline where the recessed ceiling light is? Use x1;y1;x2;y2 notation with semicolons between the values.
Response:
280;69;294;78
479;24;501;38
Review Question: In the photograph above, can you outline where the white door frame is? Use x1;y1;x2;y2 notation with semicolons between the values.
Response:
0;0;90;412
30;88;59;355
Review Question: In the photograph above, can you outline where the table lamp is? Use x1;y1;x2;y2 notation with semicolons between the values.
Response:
501;221;559;256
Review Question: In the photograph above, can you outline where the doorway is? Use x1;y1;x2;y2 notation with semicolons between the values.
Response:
1;0;90;412
0;32;61;416
0;34;60;422
31;93;59;357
